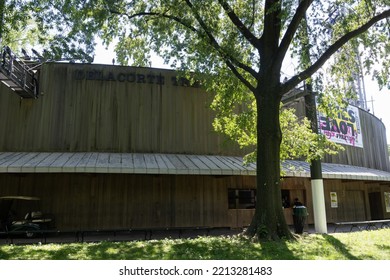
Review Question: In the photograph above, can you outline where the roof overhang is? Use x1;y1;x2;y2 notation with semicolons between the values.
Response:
0;152;255;176
1;152;390;182
282;160;390;182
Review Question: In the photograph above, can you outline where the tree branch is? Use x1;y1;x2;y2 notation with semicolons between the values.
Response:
275;0;313;67
281;9;390;95
225;59;256;92
109;4;257;91
108;9;198;33
217;0;261;49
184;0;256;91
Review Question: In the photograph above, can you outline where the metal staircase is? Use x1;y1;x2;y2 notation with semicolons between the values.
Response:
0;46;39;98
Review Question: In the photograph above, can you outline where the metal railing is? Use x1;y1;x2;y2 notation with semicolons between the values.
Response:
0;46;39;98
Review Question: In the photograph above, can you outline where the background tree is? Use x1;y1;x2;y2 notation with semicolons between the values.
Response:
0;0;38;49
0;0;94;61
4;0;389;240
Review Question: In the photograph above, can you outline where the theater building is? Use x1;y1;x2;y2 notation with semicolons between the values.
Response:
1;59;390;231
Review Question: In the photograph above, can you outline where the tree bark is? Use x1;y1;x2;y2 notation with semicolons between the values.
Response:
245;84;293;240
243;0;293;240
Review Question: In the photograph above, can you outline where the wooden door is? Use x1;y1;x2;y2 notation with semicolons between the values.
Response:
345;191;366;221
369;192;384;220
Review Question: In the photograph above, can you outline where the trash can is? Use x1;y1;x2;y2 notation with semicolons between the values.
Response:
293;206;308;234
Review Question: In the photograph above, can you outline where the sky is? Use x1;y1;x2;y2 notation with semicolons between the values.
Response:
93;43;390;144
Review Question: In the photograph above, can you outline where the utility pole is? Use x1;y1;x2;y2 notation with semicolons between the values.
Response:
299;0;327;233
304;88;328;234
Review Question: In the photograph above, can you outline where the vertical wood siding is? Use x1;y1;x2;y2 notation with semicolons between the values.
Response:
0;173;255;230
1;63;388;170
0;63;242;155
2;173;388;229
286;98;390;171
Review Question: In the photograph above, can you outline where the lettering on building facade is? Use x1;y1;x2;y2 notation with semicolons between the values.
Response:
73;69;200;88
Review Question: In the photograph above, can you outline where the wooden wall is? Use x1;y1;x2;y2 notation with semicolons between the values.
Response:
1;173;389;229
0;63;242;155
286;98;390;171
323;179;390;221
1;63;388;170
0;173;255;230
281;177;390;223
323;110;390;171
280;177;313;225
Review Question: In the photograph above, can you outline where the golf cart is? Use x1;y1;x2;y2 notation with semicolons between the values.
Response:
0;196;55;237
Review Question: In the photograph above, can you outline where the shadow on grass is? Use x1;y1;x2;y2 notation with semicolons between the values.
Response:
4;231;376;260
321;234;359;260
165;235;298;260
0;234;298;260
0;241;173;260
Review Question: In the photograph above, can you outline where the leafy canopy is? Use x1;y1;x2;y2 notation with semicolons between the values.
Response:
0;0;95;61
3;1;389;97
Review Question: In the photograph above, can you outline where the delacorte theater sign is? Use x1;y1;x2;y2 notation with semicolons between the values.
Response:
73;69;200;87
317;104;364;148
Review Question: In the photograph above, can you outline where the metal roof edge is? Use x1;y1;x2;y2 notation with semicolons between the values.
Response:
0;152;390;182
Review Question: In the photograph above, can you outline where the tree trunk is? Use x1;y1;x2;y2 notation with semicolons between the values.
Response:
245;85;293;240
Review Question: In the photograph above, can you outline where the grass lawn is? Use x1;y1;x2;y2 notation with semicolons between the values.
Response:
1;229;389;260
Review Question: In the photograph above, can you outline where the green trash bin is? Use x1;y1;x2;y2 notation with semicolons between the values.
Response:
293;206;308;234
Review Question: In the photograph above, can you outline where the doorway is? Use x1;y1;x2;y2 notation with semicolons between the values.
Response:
368;192;384;220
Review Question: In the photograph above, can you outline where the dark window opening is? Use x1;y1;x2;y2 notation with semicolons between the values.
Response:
228;189;256;209
281;190;291;208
